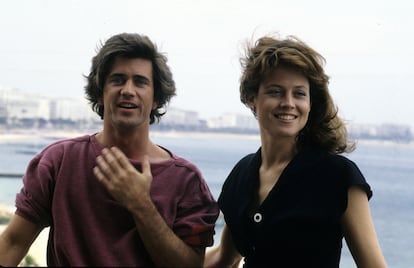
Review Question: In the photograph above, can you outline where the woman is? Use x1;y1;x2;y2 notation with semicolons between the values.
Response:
205;35;387;268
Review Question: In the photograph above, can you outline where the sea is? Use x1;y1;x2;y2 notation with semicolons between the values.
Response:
0;132;413;268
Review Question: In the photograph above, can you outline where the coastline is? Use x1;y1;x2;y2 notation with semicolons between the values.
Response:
0;129;261;143
1;129;413;148
1;130;412;267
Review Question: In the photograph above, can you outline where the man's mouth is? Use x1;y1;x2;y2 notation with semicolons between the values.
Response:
118;103;138;109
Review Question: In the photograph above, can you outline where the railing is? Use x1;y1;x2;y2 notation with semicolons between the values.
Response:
0;173;23;178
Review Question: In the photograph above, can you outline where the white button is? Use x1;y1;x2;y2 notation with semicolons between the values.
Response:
253;212;262;223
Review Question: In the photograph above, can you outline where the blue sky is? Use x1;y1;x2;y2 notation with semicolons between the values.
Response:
1;0;413;128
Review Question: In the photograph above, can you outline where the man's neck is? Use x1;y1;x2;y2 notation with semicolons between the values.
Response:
96;126;151;160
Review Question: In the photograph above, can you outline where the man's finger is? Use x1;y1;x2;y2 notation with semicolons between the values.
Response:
110;146;132;170
96;155;114;177
141;155;151;176
94;166;110;187
101;148;121;170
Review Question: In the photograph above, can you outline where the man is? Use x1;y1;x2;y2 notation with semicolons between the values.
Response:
0;33;219;267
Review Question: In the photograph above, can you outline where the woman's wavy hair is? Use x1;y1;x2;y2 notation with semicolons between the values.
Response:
84;33;176;124
239;34;354;154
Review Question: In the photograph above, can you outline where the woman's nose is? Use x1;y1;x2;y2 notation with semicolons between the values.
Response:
281;94;294;108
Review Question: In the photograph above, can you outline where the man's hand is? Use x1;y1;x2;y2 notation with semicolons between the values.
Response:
93;146;205;267
93;147;152;210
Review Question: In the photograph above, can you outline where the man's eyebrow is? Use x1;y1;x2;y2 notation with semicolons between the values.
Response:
108;73;125;78
107;73;151;84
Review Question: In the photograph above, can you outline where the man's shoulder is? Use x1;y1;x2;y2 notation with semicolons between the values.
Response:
41;134;93;153
170;153;199;171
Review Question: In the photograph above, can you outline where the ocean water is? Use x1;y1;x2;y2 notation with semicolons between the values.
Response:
0;133;413;267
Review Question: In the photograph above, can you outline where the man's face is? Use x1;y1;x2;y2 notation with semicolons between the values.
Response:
100;57;156;131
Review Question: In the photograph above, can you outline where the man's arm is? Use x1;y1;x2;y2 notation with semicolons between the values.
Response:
0;214;42;266
94;147;204;267
130;195;204;267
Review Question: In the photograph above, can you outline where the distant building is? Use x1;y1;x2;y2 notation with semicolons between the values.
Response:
0;88;50;124
0;88;97;129
0;88;412;141
50;98;96;121
348;123;412;142
161;107;200;126
207;113;258;130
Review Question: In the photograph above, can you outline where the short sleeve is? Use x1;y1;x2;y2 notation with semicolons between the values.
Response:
174;176;219;247
342;156;373;200
15;149;57;228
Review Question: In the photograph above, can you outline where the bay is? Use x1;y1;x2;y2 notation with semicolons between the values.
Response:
0;132;413;267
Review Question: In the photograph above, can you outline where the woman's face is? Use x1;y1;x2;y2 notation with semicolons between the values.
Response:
252;65;311;140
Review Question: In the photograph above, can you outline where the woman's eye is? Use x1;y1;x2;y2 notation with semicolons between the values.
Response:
295;90;307;97
267;89;282;95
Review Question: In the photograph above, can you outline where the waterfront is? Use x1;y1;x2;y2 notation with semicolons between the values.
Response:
1;131;413;267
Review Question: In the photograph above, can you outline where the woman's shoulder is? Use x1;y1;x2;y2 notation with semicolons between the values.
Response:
302;148;358;167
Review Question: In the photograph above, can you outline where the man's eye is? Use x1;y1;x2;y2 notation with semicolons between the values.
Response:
134;78;149;87
110;77;124;84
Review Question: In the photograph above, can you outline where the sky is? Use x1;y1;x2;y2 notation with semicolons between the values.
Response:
1;0;414;128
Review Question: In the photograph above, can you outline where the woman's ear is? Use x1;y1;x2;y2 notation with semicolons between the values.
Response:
247;97;257;117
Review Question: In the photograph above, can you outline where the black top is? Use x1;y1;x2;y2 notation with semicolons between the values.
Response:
218;147;372;268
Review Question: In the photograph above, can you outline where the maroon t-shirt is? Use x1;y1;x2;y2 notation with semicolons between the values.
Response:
15;134;219;266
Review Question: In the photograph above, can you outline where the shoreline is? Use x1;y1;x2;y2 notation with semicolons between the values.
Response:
0;129;261;142
1;129;413;148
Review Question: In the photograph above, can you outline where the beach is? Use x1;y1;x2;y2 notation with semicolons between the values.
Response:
0;129;260;143
1;129;412;148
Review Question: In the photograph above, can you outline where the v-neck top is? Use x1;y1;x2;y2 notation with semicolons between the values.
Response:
218;147;372;268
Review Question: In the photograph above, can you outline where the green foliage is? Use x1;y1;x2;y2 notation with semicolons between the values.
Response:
19;254;39;267
0;215;11;224
0;208;12;224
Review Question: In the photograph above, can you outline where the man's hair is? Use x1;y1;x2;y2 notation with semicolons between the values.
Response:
239;34;354;154
84;33;176;124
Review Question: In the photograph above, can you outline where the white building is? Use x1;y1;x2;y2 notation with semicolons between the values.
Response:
162;107;200;126
207;113;257;130
0;88;96;123
50;98;96;121
0;88;50;120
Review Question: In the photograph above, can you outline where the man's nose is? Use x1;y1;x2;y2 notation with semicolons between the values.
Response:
120;80;134;97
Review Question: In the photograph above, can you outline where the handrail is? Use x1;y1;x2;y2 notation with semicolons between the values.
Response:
0;173;23;178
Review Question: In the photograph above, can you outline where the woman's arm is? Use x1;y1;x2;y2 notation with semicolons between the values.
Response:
204;224;243;268
341;186;388;268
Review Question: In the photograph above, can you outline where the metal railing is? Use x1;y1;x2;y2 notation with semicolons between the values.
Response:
0;173;23;178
